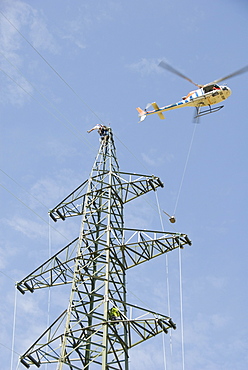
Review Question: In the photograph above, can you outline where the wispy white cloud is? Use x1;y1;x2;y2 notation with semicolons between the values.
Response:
6;216;47;239
58;1;122;50
130;345;164;369
0;1;58;105
59;18;88;50
141;148;174;167
205;275;226;290
182;311;240;370
29;168;85;207
0;236;20;270
0;1;58;56
124;196;157;230
28;11;58;53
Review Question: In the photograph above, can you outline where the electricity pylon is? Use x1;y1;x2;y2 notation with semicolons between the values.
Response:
17;128;192;369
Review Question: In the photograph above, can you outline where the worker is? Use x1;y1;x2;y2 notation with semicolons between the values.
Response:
98;125;109;144
109;306;120;322
87;124;109;144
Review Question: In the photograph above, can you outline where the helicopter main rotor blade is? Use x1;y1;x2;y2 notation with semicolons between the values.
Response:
158;61;202;88
212;65;248;85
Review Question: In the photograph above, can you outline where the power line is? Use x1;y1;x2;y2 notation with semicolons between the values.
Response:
0;181;71;243
0;57;94;151
1;10;167;186
0;168;49;211
0;10;156;176
1;9;197;222
0;10;105;125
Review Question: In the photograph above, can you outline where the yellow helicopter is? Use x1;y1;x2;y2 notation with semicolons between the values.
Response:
137;61;248;122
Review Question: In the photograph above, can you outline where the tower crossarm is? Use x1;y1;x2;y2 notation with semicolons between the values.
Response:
16;229;191;294
19;301;176;369
110;227;192;270
16;238;79;294
113;172;164;204
20;309;68;369
49;173;164;222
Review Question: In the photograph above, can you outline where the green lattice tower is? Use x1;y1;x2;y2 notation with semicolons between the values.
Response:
17;128;192;369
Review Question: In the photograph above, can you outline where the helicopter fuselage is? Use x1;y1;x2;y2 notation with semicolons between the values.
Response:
137;84;232;121
149;84;231;114
181;84;231;107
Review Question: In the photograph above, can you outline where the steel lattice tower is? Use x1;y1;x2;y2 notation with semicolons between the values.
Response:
17;128;192;369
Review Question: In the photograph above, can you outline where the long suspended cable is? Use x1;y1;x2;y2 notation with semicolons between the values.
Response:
0;64;94;151
0;10;161;177
10;288;18;370
1;7;196;211
162;333;168;370
0;179;74;289
178;243;185;370
0;328;21;370
0;269;16;282
0;342;20;356
15;359;20;370
0;50;97;151
1;10;170;186
0;181;71;243
45;219;52;370
113;132;150;173
154;193;186;370
0;168;73;285
155;191;173;370
0;168;49;211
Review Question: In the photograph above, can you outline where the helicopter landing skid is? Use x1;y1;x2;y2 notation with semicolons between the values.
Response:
195;105;224;119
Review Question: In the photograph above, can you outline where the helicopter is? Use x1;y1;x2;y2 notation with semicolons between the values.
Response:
136;61;248;122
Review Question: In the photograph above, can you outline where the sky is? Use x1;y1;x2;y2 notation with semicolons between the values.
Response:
0;1;248;369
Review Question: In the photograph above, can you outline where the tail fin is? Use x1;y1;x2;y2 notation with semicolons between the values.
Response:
151;102;165;119
136;107;147;122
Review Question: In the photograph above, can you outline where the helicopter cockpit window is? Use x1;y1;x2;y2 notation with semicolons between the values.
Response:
203;84;220;93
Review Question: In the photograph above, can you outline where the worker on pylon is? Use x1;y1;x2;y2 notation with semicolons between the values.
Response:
98;125;109;144
87;124;109;144
108;306;120;322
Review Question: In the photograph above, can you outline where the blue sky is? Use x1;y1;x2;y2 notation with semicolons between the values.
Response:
0;1;248;369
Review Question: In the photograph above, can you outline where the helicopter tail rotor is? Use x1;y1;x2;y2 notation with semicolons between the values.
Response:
136;107;147;122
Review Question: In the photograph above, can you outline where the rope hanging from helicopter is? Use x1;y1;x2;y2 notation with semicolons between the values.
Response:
173;124;197;217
